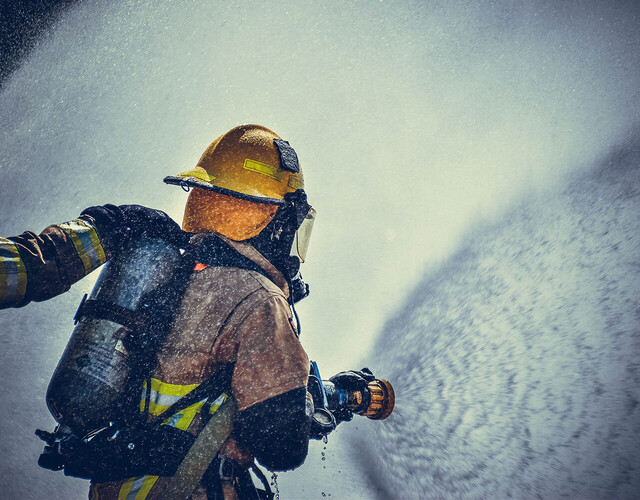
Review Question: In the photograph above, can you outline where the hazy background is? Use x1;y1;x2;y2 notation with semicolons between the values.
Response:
1;0;639;498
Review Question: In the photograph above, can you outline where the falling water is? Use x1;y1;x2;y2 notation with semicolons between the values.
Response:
353;137;640;498
1;1;639;498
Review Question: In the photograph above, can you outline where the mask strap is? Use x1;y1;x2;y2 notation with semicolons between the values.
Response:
288;277;302;337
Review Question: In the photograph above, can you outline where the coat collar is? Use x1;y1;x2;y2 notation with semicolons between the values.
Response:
189;232;290;299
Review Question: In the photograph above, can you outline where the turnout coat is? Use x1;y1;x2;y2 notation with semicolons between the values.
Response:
0;215;311;499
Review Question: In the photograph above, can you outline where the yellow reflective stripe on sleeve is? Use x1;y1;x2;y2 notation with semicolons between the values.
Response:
139;377;228;428
118;477;135;500
142;396;206;418
145;378;200;397
117;475;159;500
140;378;201;415
0;238;27;307
56;219;107;275
142;399;173;416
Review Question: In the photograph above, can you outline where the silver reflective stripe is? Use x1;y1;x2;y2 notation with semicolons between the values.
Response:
124;475;158;499
144;388;185;409
0;238;27;307
126;477;147;499
56;219;107;274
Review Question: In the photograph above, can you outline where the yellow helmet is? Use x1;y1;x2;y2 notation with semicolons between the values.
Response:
164;124;304;205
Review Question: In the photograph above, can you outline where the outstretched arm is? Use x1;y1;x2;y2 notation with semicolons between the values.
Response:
0;204;184;308
0;216;109;308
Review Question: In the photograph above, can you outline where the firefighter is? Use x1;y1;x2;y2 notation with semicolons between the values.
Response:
1;124;377;499
0;125;314;499
110;124;316;499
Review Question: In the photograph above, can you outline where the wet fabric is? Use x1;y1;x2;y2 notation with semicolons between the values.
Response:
91;233;309;499
0;216;309;499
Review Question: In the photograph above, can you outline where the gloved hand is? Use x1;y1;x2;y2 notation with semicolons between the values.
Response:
80;204;188;252
329;367;375;391
328;368;376;423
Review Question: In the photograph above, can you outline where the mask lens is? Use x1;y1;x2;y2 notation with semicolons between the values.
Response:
292;207;316;263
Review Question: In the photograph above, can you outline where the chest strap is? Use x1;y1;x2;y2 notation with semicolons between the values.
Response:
160;396;236;500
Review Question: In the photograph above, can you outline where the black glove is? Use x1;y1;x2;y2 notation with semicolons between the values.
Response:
80;204;188;252
329;367;375;391
329;368;376;423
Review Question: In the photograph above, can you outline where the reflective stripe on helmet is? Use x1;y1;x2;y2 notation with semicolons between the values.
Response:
243;158;285;181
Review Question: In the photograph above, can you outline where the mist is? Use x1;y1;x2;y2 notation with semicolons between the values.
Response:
1;0;639;498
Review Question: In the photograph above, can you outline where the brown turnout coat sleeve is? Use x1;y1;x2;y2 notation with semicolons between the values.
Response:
0;216;109;308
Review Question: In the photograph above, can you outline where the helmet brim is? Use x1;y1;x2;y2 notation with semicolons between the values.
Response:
163;175;285;205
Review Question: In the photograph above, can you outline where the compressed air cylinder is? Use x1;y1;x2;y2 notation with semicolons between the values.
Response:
46;236;182;436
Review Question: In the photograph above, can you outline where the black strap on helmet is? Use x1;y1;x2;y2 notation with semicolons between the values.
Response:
273;139;300;173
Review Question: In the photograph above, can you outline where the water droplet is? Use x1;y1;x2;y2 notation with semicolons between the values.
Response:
271;472;280;500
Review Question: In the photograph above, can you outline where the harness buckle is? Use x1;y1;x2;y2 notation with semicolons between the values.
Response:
218;456;236;482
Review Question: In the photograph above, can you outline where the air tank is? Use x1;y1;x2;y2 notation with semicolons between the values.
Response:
46;236;182;437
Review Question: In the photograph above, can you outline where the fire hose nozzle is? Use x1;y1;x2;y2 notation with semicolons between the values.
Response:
308;362;395;439
362;379;395;420
322;378;395;420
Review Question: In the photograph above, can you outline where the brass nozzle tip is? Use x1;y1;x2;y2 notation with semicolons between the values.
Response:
363;379;395;420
